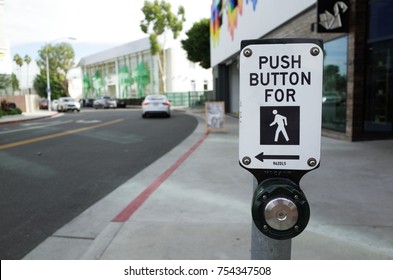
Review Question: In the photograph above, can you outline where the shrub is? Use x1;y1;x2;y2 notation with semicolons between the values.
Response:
0;99;7;111
8;108;22;115
0;99;22;116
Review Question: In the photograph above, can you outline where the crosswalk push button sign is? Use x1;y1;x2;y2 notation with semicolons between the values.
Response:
239;39;323;171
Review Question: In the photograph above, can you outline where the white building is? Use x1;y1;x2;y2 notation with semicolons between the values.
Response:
78;37;212;100
0;0;11;76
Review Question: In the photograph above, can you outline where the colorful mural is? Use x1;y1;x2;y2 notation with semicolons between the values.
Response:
83;72;92;94
92;70;104;96
82;60;152;98
211;0;259;46
118;65;133;98
133;62;150;97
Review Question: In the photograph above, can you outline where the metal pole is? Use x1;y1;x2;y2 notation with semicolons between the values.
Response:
251;177;291;260
45;37;76;111
46;45;51;111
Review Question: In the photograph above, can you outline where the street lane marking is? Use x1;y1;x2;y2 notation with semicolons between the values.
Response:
0;120;73;135
0;119;123;150
75;120;102;124
112;132;209;222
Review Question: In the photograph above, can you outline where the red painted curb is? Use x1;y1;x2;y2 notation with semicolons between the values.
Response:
112;132;209;222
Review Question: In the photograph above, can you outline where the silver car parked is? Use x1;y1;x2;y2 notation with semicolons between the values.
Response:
93;96;117;109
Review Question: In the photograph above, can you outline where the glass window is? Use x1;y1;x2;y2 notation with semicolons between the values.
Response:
368;0;393;43
364;39;393;132
322;36;348;132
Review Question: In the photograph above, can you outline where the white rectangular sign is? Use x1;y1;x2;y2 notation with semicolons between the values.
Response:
239;39;323;170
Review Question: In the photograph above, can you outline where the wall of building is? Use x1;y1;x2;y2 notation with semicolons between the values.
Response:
1;94;40;112
166;46;212;93
210;0;315;67
260;3;363;141
0;0;12;94
80;40;212;99
81;50;156;99
211;0;389;141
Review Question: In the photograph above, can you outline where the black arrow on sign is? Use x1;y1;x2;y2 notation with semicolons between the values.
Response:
255;152;300;162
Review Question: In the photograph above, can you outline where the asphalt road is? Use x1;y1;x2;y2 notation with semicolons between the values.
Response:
0;109;198;259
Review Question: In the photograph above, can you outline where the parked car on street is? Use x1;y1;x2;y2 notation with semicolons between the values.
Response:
39;99;48;110
116;99;127;108
51;99;59;111
80;98;95;107
57;97;81;112
142;95;171;118
93;96;117;109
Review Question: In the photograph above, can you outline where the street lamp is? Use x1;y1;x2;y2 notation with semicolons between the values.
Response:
46;37;76;111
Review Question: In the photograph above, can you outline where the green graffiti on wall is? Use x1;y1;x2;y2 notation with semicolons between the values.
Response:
83;61;151;98
133;62;150;97
92;70;104;96
119;65;133;98
83;72;92;95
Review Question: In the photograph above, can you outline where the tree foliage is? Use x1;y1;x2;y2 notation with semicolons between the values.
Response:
140;0;185;93
23;55;32;89
11;74;18;91
140;0;186;55
13;54;23;90
324;64;347;93
24;55;31;65
0;74;12;94
34;42;75;98
13;54;23;68
181;18;211;69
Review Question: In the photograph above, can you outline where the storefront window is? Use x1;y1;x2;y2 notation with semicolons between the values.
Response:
364;39;393;132
364;1;393;133
322;36;348;132
368;0;393;43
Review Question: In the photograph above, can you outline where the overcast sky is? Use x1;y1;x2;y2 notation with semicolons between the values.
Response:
4;0;212;60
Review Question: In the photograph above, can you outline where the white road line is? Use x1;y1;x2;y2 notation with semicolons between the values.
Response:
0;120;74;135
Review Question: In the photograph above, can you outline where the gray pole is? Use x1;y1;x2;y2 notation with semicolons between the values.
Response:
251;177;291;260
46;46;51;111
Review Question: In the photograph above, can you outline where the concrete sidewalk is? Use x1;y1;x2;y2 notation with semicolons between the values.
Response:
0;111;61;125
23;111;393;260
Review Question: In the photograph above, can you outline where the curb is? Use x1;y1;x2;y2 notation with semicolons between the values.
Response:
0;113;62;126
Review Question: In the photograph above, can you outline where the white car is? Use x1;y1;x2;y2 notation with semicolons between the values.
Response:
141;95;171;118
57;97;81;112
51;100;59;111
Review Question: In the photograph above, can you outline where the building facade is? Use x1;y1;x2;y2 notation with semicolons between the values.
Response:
78;37;212;100
0;0;12;94
210;0;393;141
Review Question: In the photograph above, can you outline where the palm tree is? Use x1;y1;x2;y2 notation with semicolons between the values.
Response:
24;55;32;90
13;54;23;90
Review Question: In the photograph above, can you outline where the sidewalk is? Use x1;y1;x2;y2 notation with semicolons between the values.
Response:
22;111;393;260
0;111;61;125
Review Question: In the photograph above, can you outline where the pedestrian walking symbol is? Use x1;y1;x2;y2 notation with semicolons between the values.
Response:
260;106;300;145
270;109;289;142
